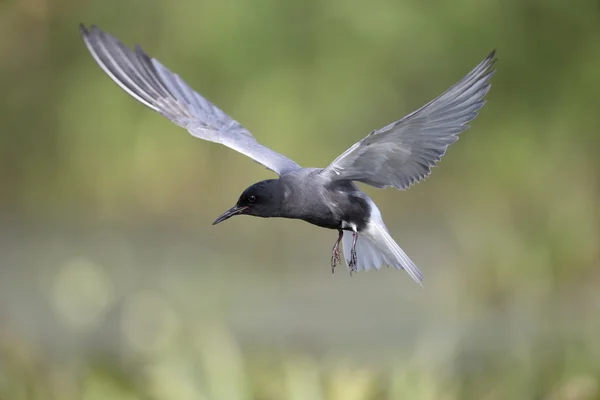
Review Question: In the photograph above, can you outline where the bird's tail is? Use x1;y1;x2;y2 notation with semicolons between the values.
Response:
342;220;423;285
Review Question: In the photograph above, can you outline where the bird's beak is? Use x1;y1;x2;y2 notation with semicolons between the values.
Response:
212;205;248;225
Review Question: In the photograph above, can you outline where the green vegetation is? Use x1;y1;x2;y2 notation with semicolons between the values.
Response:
1;0;599;398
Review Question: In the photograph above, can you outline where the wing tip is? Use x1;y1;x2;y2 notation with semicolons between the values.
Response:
79;23;92;43
483;49;498;73
79;23;102;38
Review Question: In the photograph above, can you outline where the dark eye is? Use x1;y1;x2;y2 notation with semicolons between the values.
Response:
248;195;256;203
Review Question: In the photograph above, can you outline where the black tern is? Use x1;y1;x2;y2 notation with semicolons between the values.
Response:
80;24;495;285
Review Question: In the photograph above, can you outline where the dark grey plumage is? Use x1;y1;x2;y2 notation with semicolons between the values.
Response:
80;24;496;285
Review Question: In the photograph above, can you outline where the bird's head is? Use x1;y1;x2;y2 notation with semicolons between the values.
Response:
212;179;284;225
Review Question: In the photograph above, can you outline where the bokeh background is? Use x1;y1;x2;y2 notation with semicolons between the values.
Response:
1;0;600;399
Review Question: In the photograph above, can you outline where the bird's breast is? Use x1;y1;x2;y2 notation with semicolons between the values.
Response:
279;173;372;231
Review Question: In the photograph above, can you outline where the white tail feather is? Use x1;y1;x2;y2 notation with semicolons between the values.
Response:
341;200;424;285
342;231;388;272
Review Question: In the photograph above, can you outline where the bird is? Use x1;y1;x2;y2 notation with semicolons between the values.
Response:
79;24;495;285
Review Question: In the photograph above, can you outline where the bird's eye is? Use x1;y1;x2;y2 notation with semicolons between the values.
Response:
248;195;256;203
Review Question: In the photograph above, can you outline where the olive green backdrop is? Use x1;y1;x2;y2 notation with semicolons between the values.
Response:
1;0;599;399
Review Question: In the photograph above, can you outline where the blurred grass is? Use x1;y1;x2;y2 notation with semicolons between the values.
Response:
1;322;599;400
1;0;600;398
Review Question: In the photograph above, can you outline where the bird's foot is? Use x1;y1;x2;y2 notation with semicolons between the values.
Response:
348;231;358;276
331;229;344;274
348;248;358;275
331;247;341;273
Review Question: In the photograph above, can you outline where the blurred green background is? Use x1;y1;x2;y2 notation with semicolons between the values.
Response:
1;0;600;399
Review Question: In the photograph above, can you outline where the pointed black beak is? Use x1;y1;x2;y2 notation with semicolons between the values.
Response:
212;205;247;225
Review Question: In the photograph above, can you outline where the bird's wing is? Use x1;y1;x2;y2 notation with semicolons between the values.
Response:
320;51;496;189
79;24;301;176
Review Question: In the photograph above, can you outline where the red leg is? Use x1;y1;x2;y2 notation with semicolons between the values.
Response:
331;229;343;273
349;231;358;274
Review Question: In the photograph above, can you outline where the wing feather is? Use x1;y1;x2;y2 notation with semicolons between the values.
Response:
80;24;300;176
322;51;496;189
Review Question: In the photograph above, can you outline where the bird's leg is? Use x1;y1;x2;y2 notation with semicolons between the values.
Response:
331;229;344;273
349;231;358;274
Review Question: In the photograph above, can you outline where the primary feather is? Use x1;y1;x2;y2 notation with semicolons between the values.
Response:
79;24;301;176
322;51;496;189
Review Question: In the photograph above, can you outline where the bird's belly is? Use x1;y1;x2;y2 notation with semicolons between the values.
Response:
297;204;370;232
299;214;342;230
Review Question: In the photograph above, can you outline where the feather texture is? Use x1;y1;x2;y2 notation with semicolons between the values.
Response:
322;51;496;190
79;24;301;176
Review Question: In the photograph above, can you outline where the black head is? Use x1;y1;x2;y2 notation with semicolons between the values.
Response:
212;179;284;225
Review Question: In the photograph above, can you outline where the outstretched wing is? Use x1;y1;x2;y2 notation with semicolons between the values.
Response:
80;24;301;176
321;51;496;189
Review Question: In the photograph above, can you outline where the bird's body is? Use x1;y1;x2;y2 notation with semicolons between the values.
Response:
269;169;370;232
79;24;496;285
223;170;423;280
